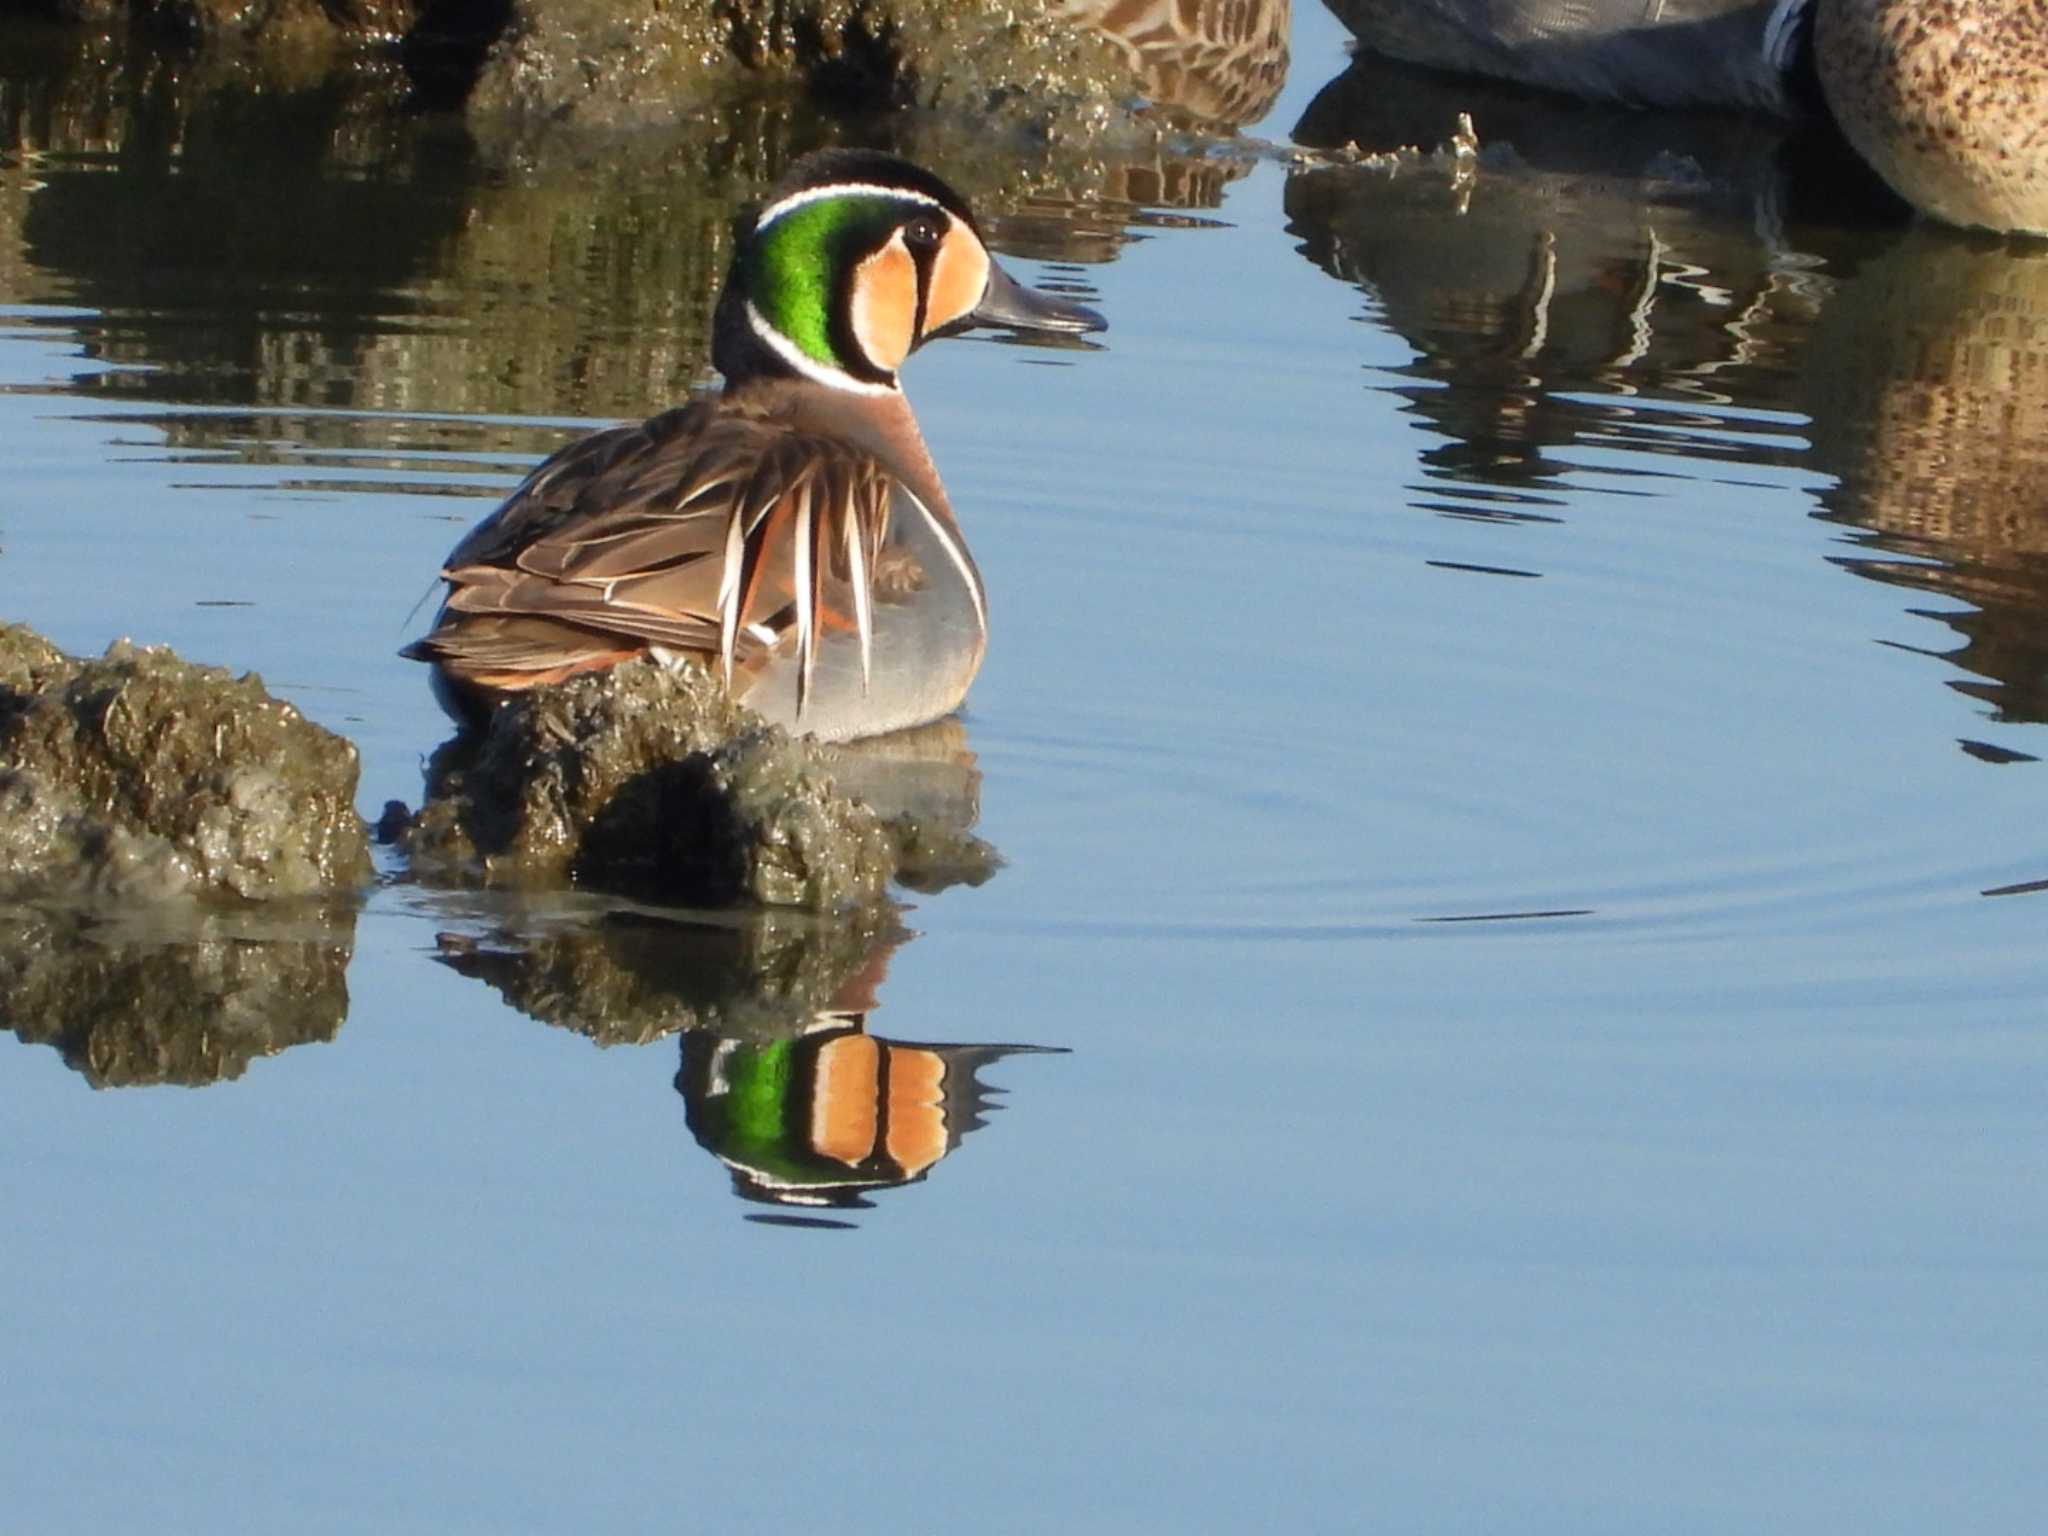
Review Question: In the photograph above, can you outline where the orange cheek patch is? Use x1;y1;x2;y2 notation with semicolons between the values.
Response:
925;223;990;337
849;237;917;372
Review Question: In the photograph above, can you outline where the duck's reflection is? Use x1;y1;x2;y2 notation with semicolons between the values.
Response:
678;987;1053;1217
1804;230;2048;734
1285;54;2048;745
428;724;1056;1219
0;902;355;1088
436;909;1056;1219
1288;54;1838;516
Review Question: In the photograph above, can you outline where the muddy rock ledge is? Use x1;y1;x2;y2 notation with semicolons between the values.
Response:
397;659;930;912
7;0;1140;140
0;622;373;903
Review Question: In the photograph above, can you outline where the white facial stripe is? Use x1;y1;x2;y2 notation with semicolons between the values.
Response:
754;181;946;234
743;301;900;397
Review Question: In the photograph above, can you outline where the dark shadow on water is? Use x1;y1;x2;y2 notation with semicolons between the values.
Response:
746;1212;860;1230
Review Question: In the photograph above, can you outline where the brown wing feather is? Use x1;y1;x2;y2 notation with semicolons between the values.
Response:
410;403;896;717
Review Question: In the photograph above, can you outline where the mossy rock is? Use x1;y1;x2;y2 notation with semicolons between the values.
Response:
0;624;373;903
401;659;899;911
463;0;1135;140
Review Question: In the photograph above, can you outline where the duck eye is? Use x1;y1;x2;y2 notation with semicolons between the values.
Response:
903;217;943;252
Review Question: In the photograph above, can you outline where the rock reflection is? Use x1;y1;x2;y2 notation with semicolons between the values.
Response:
0;33;1234;436
0;901;355;1088
433;905;904;1047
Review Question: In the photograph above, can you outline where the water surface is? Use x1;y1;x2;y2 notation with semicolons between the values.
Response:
5;8;2048;1531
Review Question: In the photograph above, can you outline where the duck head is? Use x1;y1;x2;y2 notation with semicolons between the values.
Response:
713;149;1107;395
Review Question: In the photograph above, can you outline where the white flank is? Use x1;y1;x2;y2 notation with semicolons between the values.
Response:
717;505;745;688
793;480;817;714
898;484;987;637
844;504;873;692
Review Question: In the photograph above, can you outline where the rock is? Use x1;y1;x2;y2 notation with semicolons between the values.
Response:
464;0;1135;140
400;658;900;910
0;623;374;903
144;0;421;55
5;0;1152;139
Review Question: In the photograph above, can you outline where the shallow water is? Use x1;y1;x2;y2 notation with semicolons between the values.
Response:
6;8;2048;1531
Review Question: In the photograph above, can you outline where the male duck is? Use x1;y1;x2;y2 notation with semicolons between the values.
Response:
1330;0;2048;237
405;150;1104;741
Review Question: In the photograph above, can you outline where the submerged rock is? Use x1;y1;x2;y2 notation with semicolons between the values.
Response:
401;659;900;910
0;624;373;903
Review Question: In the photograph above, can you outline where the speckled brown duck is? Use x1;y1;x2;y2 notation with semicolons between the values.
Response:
1816;0;2048;238
1054;0;1294;126
405;150;1104;742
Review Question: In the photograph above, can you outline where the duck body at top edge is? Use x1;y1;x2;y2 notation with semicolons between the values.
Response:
1327;0;2048;237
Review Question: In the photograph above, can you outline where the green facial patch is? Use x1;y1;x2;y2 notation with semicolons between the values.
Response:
744;194;915;371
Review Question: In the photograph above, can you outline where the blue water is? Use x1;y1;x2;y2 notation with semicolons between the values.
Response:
5;5;2048;1529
